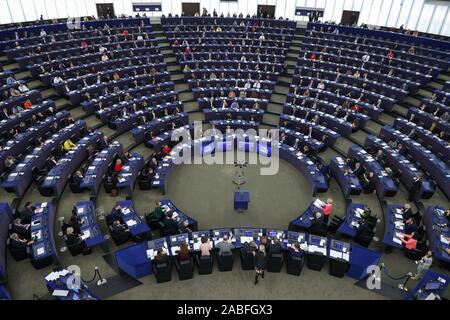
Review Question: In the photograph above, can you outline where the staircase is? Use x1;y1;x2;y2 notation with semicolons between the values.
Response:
152;25;205;127
260;25;305;130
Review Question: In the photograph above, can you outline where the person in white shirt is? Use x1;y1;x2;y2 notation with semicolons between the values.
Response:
18;83;29;93
240;55;246;62
362;53;370;62
101;54;109;62
39;29;47;37
244;81;252;90
53;76;63;84
99;45;107;53
317;80;325;90
259;34;265;40
253;80;261;89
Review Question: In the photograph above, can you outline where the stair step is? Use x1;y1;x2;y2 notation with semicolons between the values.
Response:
404;96;421;107
391;104;408;117
168;65;180;72
3;63;19;71
377;113;395;126
266;103;283;114
41;88;56;99
427;82;443;90
188;111;205;123
27;79;44;89
262;113;280;126
417;88;434;98
184;101;199;112
274;85;289;95
278;76;292;84
271;93;286;104
174;83;189;92
179;92;194;102
363;120;383;135
15;71;31;80
55;98;69;108
438;73;450;81
170;74;184;81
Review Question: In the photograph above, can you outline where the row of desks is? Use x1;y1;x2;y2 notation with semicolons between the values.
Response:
379;125;450;200
1;120;87;197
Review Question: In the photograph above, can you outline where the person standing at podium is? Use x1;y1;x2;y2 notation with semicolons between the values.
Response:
253;245;266;285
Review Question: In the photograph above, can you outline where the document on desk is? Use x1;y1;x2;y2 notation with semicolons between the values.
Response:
126;219;137;227
329;250;343;259
441;235;450;245
81;230;90;240
393;237;402;245
37;247;45;256
122;208;131;215
52;289;70;297
313;199;325;208
240;236;253;244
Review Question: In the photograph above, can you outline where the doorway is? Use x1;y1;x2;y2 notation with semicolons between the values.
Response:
257;5;276;19
96;3;115;19
182;3;200;16
341;10;360;26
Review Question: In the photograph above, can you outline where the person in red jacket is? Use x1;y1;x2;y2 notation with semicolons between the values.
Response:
162;145;172;155
114;159;123;172
321;198;333;224
23;99;32;109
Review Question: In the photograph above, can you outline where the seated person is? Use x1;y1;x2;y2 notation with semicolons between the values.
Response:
71;170;84;186
404;217;418;236
215;235;235;256
107;203;123;224
20;202;35;224
162;211;179;235
289;242;303;257
12;218;31;240
401;203;413;221
310;211;324;231
63;215;83;235
9;233;33;250
150;201;166;221
63;138;76;151
110;220;131;239
154;248;169;263
179;220;192;233
200;236;212;256
65;227;86;248
268;238;283;255
362;171;375;194
177;243;191;262
162;144;172;155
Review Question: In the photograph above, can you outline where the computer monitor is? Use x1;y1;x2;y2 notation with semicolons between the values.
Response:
190;231;211;251
234;228;262;238
309;235;326;247
266;229;285;241
425;281;442;291
286;231;306;244
211;228;233;246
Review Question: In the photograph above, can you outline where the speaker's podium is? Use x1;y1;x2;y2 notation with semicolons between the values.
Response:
234;190;249;212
